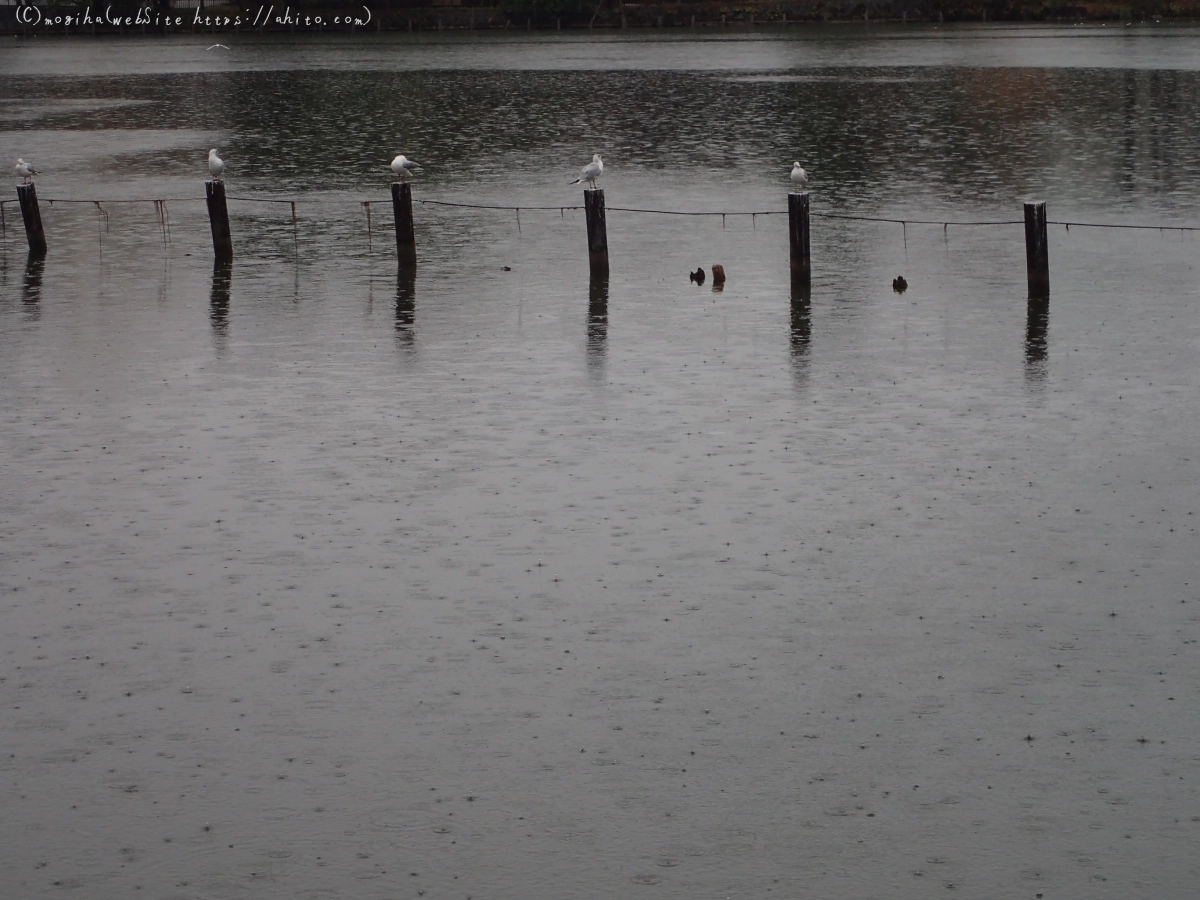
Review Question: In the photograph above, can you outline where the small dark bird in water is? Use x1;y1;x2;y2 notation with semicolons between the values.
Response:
711;264;726;285
503;266;511;271
892;275;908;293
690;267;705;285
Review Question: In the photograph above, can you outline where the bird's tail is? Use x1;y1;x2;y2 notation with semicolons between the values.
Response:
569;178;582;185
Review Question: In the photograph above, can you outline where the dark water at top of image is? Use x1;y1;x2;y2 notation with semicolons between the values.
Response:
1;25;1199;900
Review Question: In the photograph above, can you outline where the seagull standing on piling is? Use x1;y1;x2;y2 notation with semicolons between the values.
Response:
390;155;423;180
571;153;604;190
15;158;40;184
790;162;808;191
208;148;226;180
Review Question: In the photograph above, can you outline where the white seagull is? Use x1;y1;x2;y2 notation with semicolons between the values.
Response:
15;158;40;184
390;155;423;180
571;153;604;190
208;148;226;179
790;162;808;191
206;44;230;50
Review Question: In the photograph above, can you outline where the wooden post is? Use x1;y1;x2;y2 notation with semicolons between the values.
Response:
788;191;810;283
392;181;417;266
1023;200;1049;298
584;189;609;276
205;180;233;261
17;184;47;256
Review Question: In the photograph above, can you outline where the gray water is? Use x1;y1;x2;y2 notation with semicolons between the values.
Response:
2;25;1199;900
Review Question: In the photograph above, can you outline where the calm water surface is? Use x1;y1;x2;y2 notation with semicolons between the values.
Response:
1;25;1199;900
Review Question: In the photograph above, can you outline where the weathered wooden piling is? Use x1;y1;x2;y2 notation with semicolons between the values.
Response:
788;191;811;283
205;180;233;261
584;189;609;275
17;184;47;256
392;181;417;266
1023;200;1049;298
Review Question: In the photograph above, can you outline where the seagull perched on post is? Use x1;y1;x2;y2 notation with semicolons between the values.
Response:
790;162;808;191
390;155;423;180
208;148;225;180
571;153;604;190
15;158;40;184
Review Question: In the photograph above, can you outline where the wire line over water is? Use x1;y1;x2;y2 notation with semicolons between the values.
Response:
4;194;1200;238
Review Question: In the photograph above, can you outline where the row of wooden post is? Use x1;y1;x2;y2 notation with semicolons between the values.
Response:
11;181;1052;299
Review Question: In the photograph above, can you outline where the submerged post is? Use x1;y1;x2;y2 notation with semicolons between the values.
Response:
1023;200;1049;298
392;181;417;266
17;184;47;256
584;189;609;276
788;191;810;283
205;180;233;261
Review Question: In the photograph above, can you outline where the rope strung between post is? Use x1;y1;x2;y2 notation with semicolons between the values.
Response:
1047;219;1200;233
813;212;1022;226
8;193;1200;233
418;199;583;213
226;195;297;204
29;197;206;204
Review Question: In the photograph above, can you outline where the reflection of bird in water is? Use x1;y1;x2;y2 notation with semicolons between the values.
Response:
390;154;423;180
208;148;225;179
571;153;604;189
790;161;808;191
15;158;40;184
892;276;908;293
689;267;706;285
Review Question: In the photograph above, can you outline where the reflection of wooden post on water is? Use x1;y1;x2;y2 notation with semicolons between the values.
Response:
23;254;45;304
17;184;47;256
584;189;609;276
210;259;232;340
392;181;417;266
789;272;811;387
1025;297;1049;368
1024;200;1049;299
205;180;233;261
396;263;416;339
788;191;810;283
588;270;608;374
